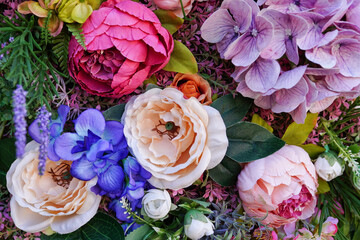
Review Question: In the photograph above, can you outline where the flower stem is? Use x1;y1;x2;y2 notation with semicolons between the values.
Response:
0;121;5;139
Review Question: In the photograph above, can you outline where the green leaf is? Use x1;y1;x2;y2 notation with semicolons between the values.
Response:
349;144;360;154
226;122;285;163
0;171;7;186
211;94;253;128
125;224;153;240
102;104;126;122
298;144;325;159
145;83;161;91
317;178;330;194
281;113;318;145
0;138;16;175
41;212;124;240
209;156;241;186
154;10;184;35
251;114;273;133
163;40;198;74
67;23;86;50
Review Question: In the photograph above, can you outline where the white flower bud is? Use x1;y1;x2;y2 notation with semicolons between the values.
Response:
184;210;214;240
315;152;344;181
142;189;171;220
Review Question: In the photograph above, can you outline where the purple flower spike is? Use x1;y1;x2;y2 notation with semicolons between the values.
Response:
38;106;51;175
12;85;27;158
260;9;309;64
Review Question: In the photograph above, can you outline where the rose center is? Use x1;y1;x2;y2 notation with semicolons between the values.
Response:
275;185;312;218
48;162;73;189
152;120;179;140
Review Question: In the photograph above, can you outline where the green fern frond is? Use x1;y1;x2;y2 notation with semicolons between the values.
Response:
52;31;70;76
41;11;52;44
67;23;86;50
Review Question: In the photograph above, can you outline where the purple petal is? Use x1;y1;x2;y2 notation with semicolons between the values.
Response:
274;65;307;89
347;0;360;25
225;0;252;31
28;119;41;143
201;9;238;44
97;165;125;193
47;139;60;161
58;105;70;126
305;46;337;68
331;38;360;77
70;157;96;181
236;80;261;99
245;58;280;93
285;37;300;64
325;73;360;92
86;139;113;162
254;15;273;50
102;121;125;145
254;95;272;109
74;109;106;137
290;102;307;124
54;133;84;161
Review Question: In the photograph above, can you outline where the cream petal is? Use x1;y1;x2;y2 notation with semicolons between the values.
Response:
203;106;228;169
51;195;101;234
10;198;54;233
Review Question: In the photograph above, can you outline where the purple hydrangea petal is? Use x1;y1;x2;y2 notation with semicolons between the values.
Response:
285;37;299;64
74;109;106;137
274;65;307;89
97;165;125;194
127;183;145;200
54;133;84;161
245;58;281;92
331;38;360;77
325;73;360;91
86;139;113;162
224;0;252;31
305;46;337;68
255;15;274;50
225;33;260;66
102;121;125;145
347;0;360;25
290;102;307;124
70;157;97;181
254;95;273;109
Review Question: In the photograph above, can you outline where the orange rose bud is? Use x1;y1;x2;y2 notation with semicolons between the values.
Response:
170;73;212;105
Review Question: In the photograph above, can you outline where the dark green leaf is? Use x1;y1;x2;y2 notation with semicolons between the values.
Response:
226;122;285;163
103;104;126;122
0;171;7;186
209;156;241;186
0;138;16;174
41;212;124;240
211;94;252;128
125;224;152;240
145;83;161;91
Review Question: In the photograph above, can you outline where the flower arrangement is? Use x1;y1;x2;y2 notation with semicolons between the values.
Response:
0;0;360;239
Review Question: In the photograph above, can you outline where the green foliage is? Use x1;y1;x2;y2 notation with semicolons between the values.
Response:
208;156;241;186
125;224;152;240
211;94;252;128
0;138;16;186
52;31;71;76
251;114;273;133
41;11;52;45
0;12;63;115
154;10;184;35
226;122;285;163
0;77;14;122
41;212;125;240
163;40;198;74
67;23;86;50
103;103;126;122
282;112;318;145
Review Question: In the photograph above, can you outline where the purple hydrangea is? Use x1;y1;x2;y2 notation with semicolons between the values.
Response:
12;85;27;158
54;109;129;196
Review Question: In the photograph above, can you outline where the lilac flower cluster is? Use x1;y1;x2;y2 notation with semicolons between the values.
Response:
12;85;27;158
37;106;51;175
201;0;360;123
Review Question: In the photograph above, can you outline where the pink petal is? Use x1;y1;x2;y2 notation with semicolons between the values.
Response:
111;38;147;62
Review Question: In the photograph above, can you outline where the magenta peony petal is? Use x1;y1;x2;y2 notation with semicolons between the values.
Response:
82;7;113;34
111;38;148;62
106;26;147;41
245;58;280;93
77;71;112;93
111;59;139;88
86;34;114;50
143;34;166;55
104;8;139;26
115;0;160;23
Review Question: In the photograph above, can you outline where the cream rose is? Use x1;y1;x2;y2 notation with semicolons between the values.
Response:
122;88;228;190
6;141;101;234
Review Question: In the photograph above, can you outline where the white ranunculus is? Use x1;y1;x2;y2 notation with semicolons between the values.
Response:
6;141;101;234
185;218;214;240
142;189;171;219
315;152;344;181
122;88;228;190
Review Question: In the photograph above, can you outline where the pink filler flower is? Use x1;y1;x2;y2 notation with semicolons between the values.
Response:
68;0;174;98
237;145;318;227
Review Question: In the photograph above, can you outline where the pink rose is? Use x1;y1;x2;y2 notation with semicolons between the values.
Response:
68;0;174;98
153;0;194;18
237;145;318;228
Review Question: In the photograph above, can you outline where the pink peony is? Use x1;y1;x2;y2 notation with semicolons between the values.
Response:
68;0;174;98
237;145;318;227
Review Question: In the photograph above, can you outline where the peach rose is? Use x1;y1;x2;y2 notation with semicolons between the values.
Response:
6;141;101;234
170;73;212;105
153;0;194;18
237;145;318;228
122;88;228;190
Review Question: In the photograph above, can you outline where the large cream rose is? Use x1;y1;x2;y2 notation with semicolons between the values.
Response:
6;141;101;234
122;88;228;190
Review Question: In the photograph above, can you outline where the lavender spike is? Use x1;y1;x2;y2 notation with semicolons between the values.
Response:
38;106;51;175
12;85;27;158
